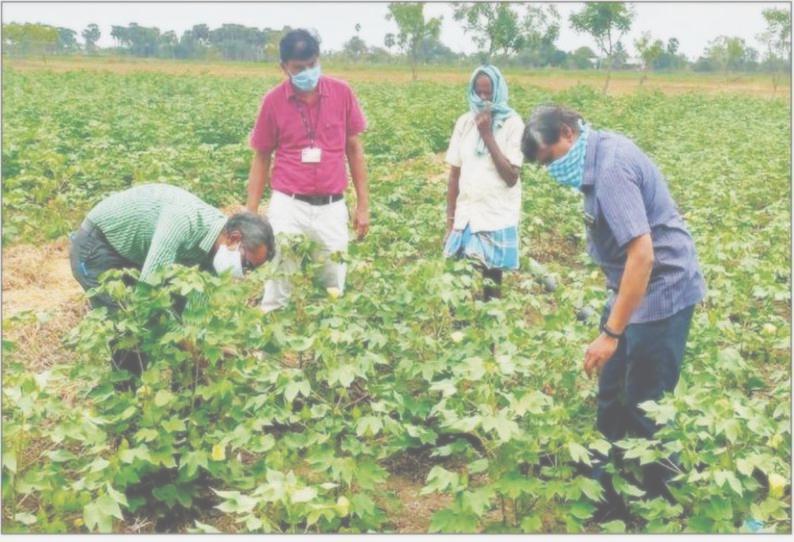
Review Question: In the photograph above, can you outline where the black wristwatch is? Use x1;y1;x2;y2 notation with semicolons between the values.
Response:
600;323;624;340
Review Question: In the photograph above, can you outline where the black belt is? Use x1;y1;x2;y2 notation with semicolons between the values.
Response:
80;218;98;233
280;191;343;206
79;218;110;242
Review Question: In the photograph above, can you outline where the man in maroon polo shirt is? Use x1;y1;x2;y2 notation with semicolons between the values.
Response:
246;29;370;312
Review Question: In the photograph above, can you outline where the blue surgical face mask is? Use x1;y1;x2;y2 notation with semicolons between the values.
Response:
290;63;321;92
546;121;589;190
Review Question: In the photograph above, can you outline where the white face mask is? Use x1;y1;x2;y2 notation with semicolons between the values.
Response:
213;244;244;278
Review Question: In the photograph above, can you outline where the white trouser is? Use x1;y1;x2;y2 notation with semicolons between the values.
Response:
260;190;349;312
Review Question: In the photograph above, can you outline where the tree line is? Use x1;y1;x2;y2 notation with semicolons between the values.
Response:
3;2;790;86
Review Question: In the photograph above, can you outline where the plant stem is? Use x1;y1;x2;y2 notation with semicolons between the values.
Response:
513;498;518;527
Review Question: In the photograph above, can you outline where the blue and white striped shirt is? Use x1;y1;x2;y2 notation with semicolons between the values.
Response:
581;130;706;323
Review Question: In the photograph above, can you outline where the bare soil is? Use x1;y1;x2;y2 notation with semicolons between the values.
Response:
384;473;453;533
2;239;85;371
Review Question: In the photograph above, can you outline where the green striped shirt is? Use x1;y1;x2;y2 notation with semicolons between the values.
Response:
86;183;227;285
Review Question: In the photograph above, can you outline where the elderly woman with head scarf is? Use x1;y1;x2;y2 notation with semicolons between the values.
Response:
443;65;525;301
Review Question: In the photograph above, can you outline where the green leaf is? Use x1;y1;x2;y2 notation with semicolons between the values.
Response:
621;440;656;464
83;500;110;533
174;486;193;508
512;390;551;416
736;457;755;477
355;416;383;437
335;495;351;517
354;460;387;491
589;438;611;456
613;474;645;497
481;412;519;442
180;450;209;477
243;515;264;532
601;519;626;533
3;451;17;473
84;494;123;533
284;381;300;402
161;417;185;432
215;491;257;513
687;514;713;532
726;472;744;497
717;347;746;369
298;380;311;397
212;488;242;500
568;441;592;466
520;514;542;532
152;484;179;507
119;446;151;464
461;356;485;380
461;486;494;516
116;405;137;421
495;471;536;498
468;458;489;475
305;509;324;528
46;449;77;462
290;336;314;352
421;466;460;495
430;379;457;398
722;418;740;443
134;428;159;443
284;380;311;403
704;496;733;521
106;484;129;507
714;470;743;496
578;477;604;502
569;501;595;520
290;486;317;504
154;389;175;407
328;365;356;388
445;415;481;432
89;457;110;473
351;493;376;518
639;400;677;424
190;520;221;534
429;508;478;533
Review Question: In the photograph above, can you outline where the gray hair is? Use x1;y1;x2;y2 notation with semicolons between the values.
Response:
224;212;275;261
521;104;584;163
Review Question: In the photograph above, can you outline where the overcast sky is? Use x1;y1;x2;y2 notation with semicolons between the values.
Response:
2;1;788;59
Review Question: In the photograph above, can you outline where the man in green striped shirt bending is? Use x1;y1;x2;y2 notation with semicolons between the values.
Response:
69;183;275;310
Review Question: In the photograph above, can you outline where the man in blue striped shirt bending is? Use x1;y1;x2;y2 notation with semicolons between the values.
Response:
522;104;706;517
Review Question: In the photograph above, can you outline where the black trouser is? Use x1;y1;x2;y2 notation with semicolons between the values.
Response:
482;267;503;302
69;220;146;377
475;262;502;301
69;220;139;309
592;304;695;510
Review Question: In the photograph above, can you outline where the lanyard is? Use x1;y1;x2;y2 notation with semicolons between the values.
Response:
294;97;321;146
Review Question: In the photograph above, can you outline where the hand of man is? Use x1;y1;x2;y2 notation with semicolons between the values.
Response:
583;333;620;378
443;222;453;246
353;204;370;240
247;200;268;216
475;109;492;138
255;199;270;217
